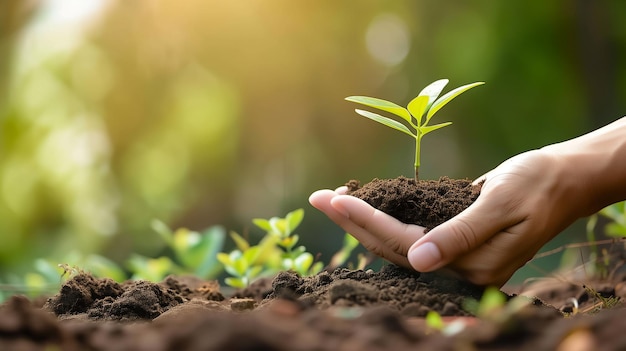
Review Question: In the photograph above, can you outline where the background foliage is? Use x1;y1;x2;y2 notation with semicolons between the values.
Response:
1;1;625;287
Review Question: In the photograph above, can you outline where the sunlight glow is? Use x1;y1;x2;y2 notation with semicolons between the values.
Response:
365;13;411;66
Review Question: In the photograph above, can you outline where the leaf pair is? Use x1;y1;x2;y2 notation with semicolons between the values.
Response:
346;79;484;180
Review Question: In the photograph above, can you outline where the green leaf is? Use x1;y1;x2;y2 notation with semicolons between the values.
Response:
606;223;626;238
255;235;281;265
407;95;429;127
174;225;225;278
599;201;626;224
285;208;304;235
345;96;412;123
354;109;415;137
418;122;453;136
229;230;250;252
232;255;249;276
252;218;272;232
269;217;288;238
294;252;314;273
172;228;196;252
426;82;484;123
418;79;449;109
127;255;175;282
343;233;359;250
190;225;226;279
222;264;242;278
477;286;506;317
425;310;445;330
216;252;232;266
243;246;261;263
291;245;306;257
225;277;247;289
280;234;299;251
247;265;264;280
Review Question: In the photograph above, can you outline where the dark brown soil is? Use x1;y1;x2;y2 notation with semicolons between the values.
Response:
2;266;626;351
2;176;625;350
346;176;481;229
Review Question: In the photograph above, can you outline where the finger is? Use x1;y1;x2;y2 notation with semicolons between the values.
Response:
309;189;347;222
330;195;426;258
472;173;488;186
407;193;523;273
310;190;412;267
334;186;348;195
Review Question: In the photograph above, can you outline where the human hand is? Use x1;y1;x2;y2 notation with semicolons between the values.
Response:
309;149;581;287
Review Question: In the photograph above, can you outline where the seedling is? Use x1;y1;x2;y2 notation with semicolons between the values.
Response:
346;79;484;180
463;286;533;324
150;220;226;279
253;208;324;276
219;209;325;288
216;232;279;288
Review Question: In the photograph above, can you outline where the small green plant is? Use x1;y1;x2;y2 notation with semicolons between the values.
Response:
252;208;324;276
216;231;281;288
463;286;508;319
219;209;358;288
346;79;484;180
425;310;445;331
463;286;533;325
585;200;626;278
149;220;226;280
0;253;126;302
0;221;226;302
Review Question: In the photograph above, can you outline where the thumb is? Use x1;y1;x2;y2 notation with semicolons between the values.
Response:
406;196;511;272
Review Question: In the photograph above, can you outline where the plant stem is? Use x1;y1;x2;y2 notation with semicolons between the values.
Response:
414;134;421;181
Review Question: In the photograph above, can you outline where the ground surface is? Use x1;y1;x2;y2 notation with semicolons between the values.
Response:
2;266;626;351
2;176;626;350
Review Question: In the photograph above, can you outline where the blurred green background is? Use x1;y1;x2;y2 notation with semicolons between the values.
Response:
1;1;625;288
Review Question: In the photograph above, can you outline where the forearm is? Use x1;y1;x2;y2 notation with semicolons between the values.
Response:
542;116;626;217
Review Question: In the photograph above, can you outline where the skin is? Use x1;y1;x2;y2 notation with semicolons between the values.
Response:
310;117;626;287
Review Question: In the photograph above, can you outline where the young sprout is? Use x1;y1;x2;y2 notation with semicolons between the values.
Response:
346;79;484;180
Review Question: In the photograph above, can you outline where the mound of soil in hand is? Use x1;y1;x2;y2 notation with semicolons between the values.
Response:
346;176;481;229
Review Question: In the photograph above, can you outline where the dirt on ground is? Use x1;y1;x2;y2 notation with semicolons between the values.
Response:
2;176;626;350
2;265;626;351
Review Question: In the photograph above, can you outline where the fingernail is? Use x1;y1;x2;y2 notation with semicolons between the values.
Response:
408;242;441;271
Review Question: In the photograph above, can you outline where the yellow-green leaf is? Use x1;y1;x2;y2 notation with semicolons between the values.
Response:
285;208;304;234
407;95;429;127
418;79;449;108
229;231;250;251
418;122;452;136
252;218;272;233
354;109;415;137
425;310;445;330
426;82;484;123
346;96;412;123
225;277;247;289
216;252;232;266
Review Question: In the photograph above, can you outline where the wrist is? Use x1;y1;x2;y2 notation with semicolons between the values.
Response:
541;117;626;217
